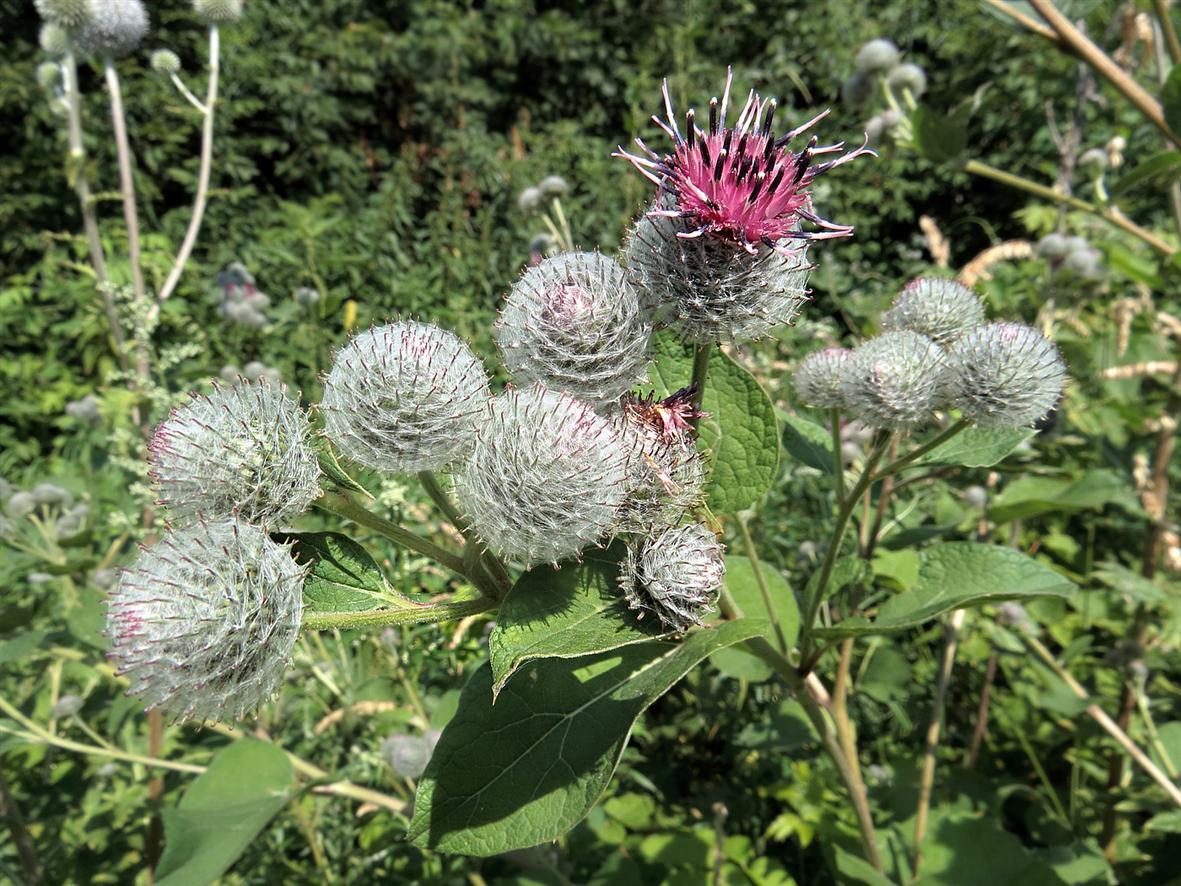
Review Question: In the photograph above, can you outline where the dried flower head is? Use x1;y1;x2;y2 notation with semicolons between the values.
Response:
620;523;725;633
150;48;180;74
617;69;873;252
456;385;630;565
495;252;653;402
881;277;985;346
106;519;305;723
35;0;91;27
945;322;1067;428
75;0;149;59
149;379;321;526
321;321;491;474
793;347;851;409
615;392;706;532
856;39;901;74
840;331;948;428
625;203;812;342
193;0;243;23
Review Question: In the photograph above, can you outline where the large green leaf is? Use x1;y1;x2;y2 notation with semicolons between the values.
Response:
155;740;295;886
711;554;800;680
913;105;968;163
277;530;406;613
645;333;780;513
815;542;1074;639
987;469;1140;525
488;545;666;698
780;411;836;474
916;427;1033;468
1111;149;1181;196
408;619;767;855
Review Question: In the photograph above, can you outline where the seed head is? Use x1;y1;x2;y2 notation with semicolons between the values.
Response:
495;252;653;403
456;385;630;566
321;321;491;474
615;393;706;533
617;70;873;252
887;62;927;97
856;39;900;74
620;523;726;633
106;519;305;723
150;48;180;74
793;347;851;409
75;0;149;59
945;322;1067;428
840;331;948;428
625;202;812;342
193;0;244;23
149;379;321;526
881;277;985;346
35;0;91;28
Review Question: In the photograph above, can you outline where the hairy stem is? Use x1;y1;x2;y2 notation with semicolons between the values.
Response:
736;515;787;652
418;471;512;595
157;25;220;306
966;650;998;768
690;343;712;422
876;419;970;478
830;408;846;507
103;60;146;305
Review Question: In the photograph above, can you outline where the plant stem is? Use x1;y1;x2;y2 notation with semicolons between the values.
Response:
983;0;1062;45
313;491;468;578
0;768;40;884
157;25;220;306
966;651;998;768
830;408;846;507
690;343;712;421
963;160;1175;255
1157;0;1181;63
103;59;146;305
876;419;971;478
300;595;495;631
913;608;968;874
418;471;512;595
736;515;787;653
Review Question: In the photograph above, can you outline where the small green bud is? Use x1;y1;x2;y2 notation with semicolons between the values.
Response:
856;39;900;74
193;0;244;24
35;0;91;28
150;48;181;74
36;61;62;90
39;23;69;55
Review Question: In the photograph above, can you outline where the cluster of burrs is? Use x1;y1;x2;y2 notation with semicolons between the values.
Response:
793;277;1068;429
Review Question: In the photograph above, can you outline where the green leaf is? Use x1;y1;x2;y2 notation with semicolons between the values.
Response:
315;437;372;500
488;544;666;698
408;619;767;855
913;106;968;163
988;469;1140;525
806;556;868;608
815;542;1074;639
916;427;1033;468
1163;64;1181;138
1092;562;1167;604
276;530;406;613
155;740;294;886
780;411;835;473
711;554;800;681
645;333;780;513
1111;149;1181;196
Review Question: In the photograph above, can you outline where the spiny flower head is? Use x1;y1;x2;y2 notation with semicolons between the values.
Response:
617;70;873;252
150;48;180;74
856;39;901;74
620;523;726;633
106;519;305;723
945;322;1067;428
149;379;321;526
888;62;927;98
793;347;851;409
193;0;244;23
75;0;149;59
840;331;948;428
494;252;653;403
35;0;91;28
625;201;812;342
880;277;985;346
321;320;491;474
456;385;630;566
40;23;69;54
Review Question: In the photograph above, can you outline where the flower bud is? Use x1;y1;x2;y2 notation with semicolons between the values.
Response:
1060;247;1103;281
1079;147;1107;172
518;186;542;212
39;23;69;54
456;385;630;565
75;0;149;59
620;523;726;633
106;519;305;723
51;695;84;718
382;731;441;779
887;62;927;97
793;347;852;409
962;485;989;509
881;277;985;346
149;379;321;526
856;39;900;74
293;286;320;305
33;482;73;507
625;205;811;343
537;175;569;197
842;71;877;107
321;320;491;474
1035;233;1069;259
495;252;653;403
36;60;62;90
150;48;180;74
35;0;91;27
6;492;37;519
614;395;706;533
945;322;1067;428
193;0;244;23
65;393;101;423
840;331;948;428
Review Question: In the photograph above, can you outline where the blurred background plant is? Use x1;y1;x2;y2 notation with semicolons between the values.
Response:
2;0;1181;883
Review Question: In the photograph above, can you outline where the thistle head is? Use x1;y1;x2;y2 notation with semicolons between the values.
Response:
945;322;1067;428
106;519;305;723
494;252;653;403
39;24;69;55
36;61;62;90
840;331;948;428
855;39;901;74
150;49;180;74
617;69;873;252
887;62;927;97
1036;233;1070;259
793;347;851;409
382;731;441;779
881;277;985;346
35;0;92;28
456;385;630;566
624;202;812;342
321;320;491;474
75;0;149;59
620;523;726;633
149;379;321;526
193;0;244;23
